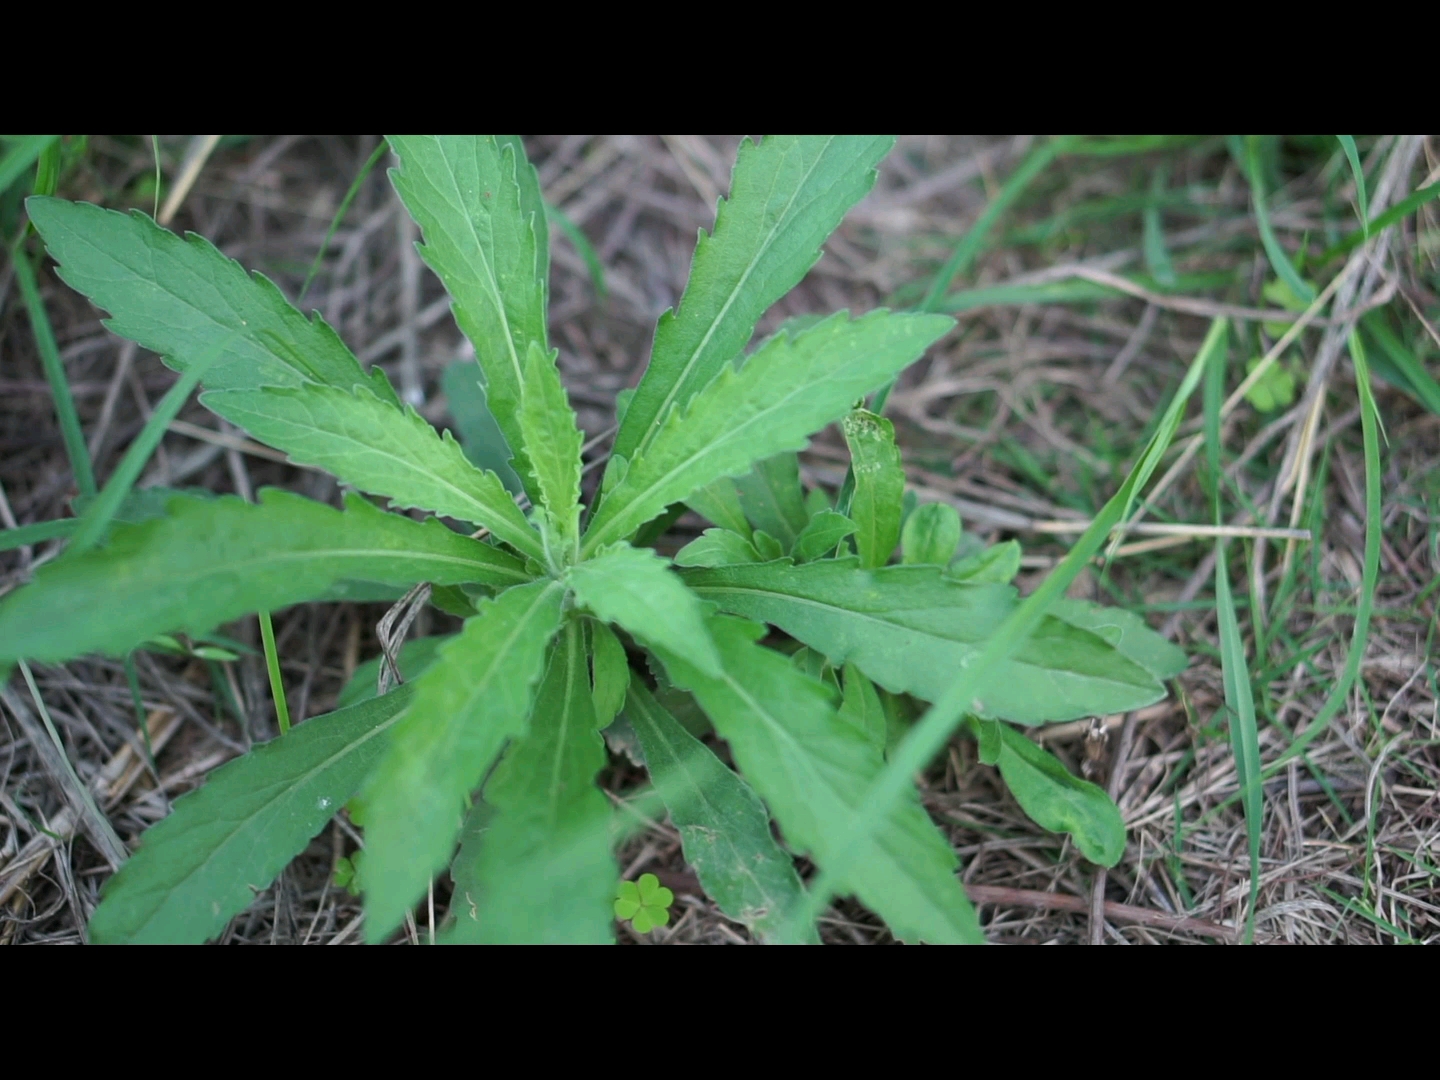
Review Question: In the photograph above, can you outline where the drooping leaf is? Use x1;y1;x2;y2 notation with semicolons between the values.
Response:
793;510;857;563
25;196;383;397
205;383;545;562
386;136;548;499
566;543;720;677
518;340;583;541
335;635;454;710
612;135;895;463
946;540;1021;584
684;478;751;538
838;663;887;755
0;490;528;664
650;612;981;944
589;620;630;729
359;579;565;941
584;311;952;554
682;559;1166;724
89;684;416;944
625;679;812;943
733;453;809;551
842;409;904;569
901;502;960;566
1048;598;1188;682
993;722;1125;866
674;528;762;568
441;361;525;495
446;620;614;944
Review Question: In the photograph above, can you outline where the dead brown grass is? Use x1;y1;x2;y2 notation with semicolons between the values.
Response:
2;135;1436;944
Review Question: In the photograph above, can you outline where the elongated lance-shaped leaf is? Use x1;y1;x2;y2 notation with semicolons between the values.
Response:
842;409;904;568
839;663;887;755
651;613;981;944
89;685;415;944
359;579;564;941
589;621;630;730
518;340;583;543
585;311;952;554
625;679;813;943
682;559;1166;724
0;490;528;664
496;135;550;291
445;620;614;943
386;136;548;499
441;361;524;494
24;197;387;398
204;383;544;562
733;453;809;551
566;543;721;677
613;136;894;463
992;722;1125;865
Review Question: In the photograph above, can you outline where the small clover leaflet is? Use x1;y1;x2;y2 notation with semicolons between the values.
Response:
614;872;674;933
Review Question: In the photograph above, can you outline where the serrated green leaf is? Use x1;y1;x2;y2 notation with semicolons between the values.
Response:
733;453;809;551
445;620;615;944
843;409;904;569
89;684;415;944
590;620;630;729
682;559;1166;724
386;136;548;500
335;634;454;710
0;490;527;664
992;722;1125;866
204;383;545;562
25;197;377;395
496;136;549;289
625;679;812;943
584;311;951;554
566;543;720;677
794;510;857;563
838;663;887;755
440;360;524;495
651;613;980;944
359;579;565;940
946;540;1022;584
1048;598;1188;682
751;530;785;561
684;478;751;538
613;136;894;462
901;502;960;566
674;528;763;568
518;340;583;542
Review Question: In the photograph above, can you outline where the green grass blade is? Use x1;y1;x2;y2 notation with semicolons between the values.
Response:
626;678;813;943
919;135;1080;311
936;271;1233;314
0;489;529;664
781;316;1218;941
566;543;720;676
68;339;223;556
445;620;614;944
518;340;583;544
613;135;894;462
1244;136;1315;304
1361;315;1440;416
1214;545;1262;942
12;249;95;498
385;136;549;500
300;140;388;299
1320;181;1440;262
206;381;545;562
652;612;982;944
1142;166;1176;287
0;518;77;552
683;559;1166;723
24;196;380;396
545;201;605;298
88;684;416;944
359;579;565;941
258;609;290;735
583;311;951;555
0;135;58;194
842;409;904;568
1335;135;1369;236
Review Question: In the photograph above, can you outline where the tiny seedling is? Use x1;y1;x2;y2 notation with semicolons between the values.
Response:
0;135;1187;944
